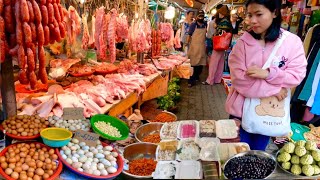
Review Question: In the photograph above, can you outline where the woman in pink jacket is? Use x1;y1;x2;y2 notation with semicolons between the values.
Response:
225;0;307;150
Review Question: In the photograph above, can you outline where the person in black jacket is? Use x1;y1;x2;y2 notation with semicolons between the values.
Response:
231;14;243;35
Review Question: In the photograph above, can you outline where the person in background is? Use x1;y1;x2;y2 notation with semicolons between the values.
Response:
231;14;243;35
186;10;207;87
174;22;183;51
206;16;216;56
181;10;194;52
203;5;232;85
225;0;307;150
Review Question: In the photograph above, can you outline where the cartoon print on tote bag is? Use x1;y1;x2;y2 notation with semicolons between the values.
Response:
255;96;285;117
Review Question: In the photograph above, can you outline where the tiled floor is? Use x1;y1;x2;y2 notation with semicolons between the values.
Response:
175;67;229;120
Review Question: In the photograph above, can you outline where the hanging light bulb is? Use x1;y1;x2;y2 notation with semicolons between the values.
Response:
164;6;175;19
231;9;237;14
211;9;217;15
80;0;85;4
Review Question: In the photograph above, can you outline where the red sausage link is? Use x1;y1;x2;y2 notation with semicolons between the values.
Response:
32;0;42;24
29;71;37;89
4;5;15;33
27;48;35;72
16;22;23;45
18;69;29;84
47;0;52;3
27;1;34;22
38;68;48;84
9;34;17;48
38;46;46;69
40;0;46;5
20;0;30;22
3;0;9;6
58;22;65;39
0;17;4;40
49;24;55;44
43;25;49;45
0;40;5;63
40;5;48;25
0;0;4;15
9;44;19;56
23;22;32;46
53;3;61;22
58;4;64;21
47;3;54;24
18;45;26;69
54;27;61;42
30;23;37;42
37;23;44;45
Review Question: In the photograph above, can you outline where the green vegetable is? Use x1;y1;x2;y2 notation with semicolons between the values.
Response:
283;142;295;153
291;164;302;175
300;154;314;165
306;141;318;151
312;150;320;161
295;146;307;157
282;162;291;170
296;140;306;147
291;155;300;165
157;78;181;110
277;152;291;162
313;165;320;175
302;164;314;176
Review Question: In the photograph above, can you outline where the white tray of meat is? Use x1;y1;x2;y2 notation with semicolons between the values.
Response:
215;119;239;139
160;122;179;140
177;120;199;140
156;140;178;161
174;161;203;179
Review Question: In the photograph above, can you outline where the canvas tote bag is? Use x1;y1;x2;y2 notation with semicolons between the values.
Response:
242;31;291;137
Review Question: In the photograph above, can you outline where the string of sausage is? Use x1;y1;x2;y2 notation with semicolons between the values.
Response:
3;0;66;90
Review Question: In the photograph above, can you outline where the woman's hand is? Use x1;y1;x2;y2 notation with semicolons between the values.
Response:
275;88;288;101
246;66;269;79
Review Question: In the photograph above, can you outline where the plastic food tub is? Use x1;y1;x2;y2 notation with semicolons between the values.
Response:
56;142;124;180
90;114;129;141
0;142;63;180
40;128;73;147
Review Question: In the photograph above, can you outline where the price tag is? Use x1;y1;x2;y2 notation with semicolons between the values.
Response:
74;130;100;147
63;107;84;120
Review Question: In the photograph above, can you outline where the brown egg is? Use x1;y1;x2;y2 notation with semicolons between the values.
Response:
20;158;25;163
33;174;41;180
21;132;28;136
8;158;16;163
33;156;39;161
17;128;24;133
52;165;57;170
10;171;19;179
12;130;18;135
8;163;15;169
36;161;43;168
39;151;45;155
25;129;30;133
23;124;28;129
16;123;22;128
20;147;27;152
43;173;50;179
44;121;49;126
45;158;51;164
14;166;22;173
51;154;58;160
14;148;20;154
47;170;53;176
35;144;41;149
5;168;13;175
35;168;44;176
11;126;16;130
30;144;35;148
9;152;15;158
0;156;6;163
29;124;35;129
35;119;40;124
27;171;34;178
39;155;45;162
27;132;33;136
1;162;8;169
21;163;29;171
21;171;27;174
44;154;49;158
42;147;47;152
45;164;52;170
8;148;13;153
27;167;35;173
48;149;54;155
19;173;28;180
27;161;36;168
15;156;20;162
19;152;27;158
16;162;22;167
27;177;33;180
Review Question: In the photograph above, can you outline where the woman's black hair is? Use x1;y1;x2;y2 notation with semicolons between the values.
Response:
246;0;282;42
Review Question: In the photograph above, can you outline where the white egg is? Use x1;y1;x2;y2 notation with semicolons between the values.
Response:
79;156;87;163
111;161;117;167
111;152;118;158
106;155;114;161
78;168;84;172
51;120;56;124
93;158;99;163
61;125;66;128
76;125;81;129
85;152;94;158
84;169;93;175
64;149;71;155
83;163;91;170
83;128;90;132
71;156;79;163
95;153;105;159
69;120;74;123
57;119;63;124
74;144;81;150
67;142;73;147
69;126;76;131
72;150;77;155
103;151;111;156
77;149;85;155
70;146;77;151
48;116;53;121
62;154;67;159
97;163;104;170
100;169;108;176
82;146;89;151
90;147;96;151
97;145;103;150
81;125;86;129
79;142;86;147
96;140;101;145
84;149;89;153
91;166;97;171
107;167;117;174
92;149;99;155
72;162;82;169
87;158;93;162
93;170;101;176
98;149;104;154
61;146;67;151
63;122;68;127
72;138;79;144
104;146;113;151
66;158;73;164
101;160;111;167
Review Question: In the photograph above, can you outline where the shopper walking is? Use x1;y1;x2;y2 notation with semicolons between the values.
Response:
231;14;243;35
181;10;194;53
225;0;307;150
203;5;232;85
186;10;207;87
206;16;216;56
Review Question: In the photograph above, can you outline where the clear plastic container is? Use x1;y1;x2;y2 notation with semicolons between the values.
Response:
199;120;216;137
218;143;250;162
156;140;178;161
199;142;220;161
216;119;238;139
174;161;203;179
176;139;200;161
152;161;177;179
160;122;179;140
177;120;199;140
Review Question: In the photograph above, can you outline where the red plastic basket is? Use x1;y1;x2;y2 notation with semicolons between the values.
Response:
0;142;63;180
56;142;124;179
0;125;41;140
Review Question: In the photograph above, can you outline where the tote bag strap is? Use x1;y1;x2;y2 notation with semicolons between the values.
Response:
262;31;290;69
